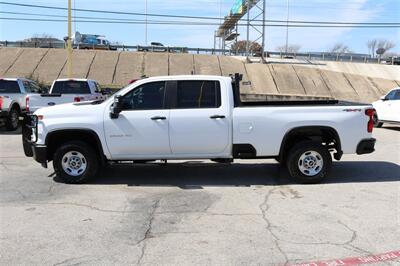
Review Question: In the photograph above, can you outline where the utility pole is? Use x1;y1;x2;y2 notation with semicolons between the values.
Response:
246;0;251;58
67;0;72;78
145;0;148;45
285;0;289;55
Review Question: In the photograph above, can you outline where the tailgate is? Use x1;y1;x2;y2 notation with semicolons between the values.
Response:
28;94;76;112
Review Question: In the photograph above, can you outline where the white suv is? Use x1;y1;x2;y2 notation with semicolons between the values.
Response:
373;87;400;127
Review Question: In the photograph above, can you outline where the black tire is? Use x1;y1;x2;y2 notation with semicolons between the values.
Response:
5;107;20;131
373;113;383;128
286;141;332;184
53;141;99;184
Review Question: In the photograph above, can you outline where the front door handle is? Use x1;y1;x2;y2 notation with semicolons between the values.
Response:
210;115;226;119
151;116;167;120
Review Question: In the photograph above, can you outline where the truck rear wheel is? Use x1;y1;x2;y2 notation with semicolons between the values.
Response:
5;108;20;131
53;141;99;184
286;141;332;184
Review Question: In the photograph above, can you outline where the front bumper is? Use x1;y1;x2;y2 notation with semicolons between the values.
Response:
356;138;376;155
31;144;48;168
21;113;48;168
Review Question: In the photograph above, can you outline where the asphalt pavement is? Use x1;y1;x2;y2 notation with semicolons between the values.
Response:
0;126;399;265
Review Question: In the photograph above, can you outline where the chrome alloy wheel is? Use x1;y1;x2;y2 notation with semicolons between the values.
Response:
61;151;87;176
298;150;324;176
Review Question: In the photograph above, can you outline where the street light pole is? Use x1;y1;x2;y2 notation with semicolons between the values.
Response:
67;0;72;78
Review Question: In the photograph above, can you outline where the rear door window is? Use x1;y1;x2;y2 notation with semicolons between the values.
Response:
0;80;21;93
176;81;221;109
51;81;91;94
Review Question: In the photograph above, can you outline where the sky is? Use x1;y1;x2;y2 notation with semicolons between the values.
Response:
0;0;399;54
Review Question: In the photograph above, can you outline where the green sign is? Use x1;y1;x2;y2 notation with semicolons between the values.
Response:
231;0;244;15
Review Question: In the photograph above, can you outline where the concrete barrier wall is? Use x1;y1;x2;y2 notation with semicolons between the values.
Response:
33;49;67;82
87;50;119;85
193;54;221;75
113;52;144;86
268;64;306;95
245;63;279;94
0;48;23;76
3;48;48;78
144;53;169;77
1;48;398;103
59;50;96;79
169;54;194;75
219;56;252;93
292;66;332;97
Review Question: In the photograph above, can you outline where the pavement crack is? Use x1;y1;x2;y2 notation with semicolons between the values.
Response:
258;187;289;264
20;202;143;214
136;199;161;265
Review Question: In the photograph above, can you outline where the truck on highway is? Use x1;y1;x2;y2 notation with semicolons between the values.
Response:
26;79;106;113
0;78;42;130
22;74;376;184
72;32;117;51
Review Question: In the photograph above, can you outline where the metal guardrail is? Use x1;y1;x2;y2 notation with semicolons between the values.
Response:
1;41;398;65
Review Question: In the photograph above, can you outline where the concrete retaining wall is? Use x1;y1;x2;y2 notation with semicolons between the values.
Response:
1;48;398;103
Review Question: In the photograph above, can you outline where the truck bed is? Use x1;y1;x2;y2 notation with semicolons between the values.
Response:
239;100;369;107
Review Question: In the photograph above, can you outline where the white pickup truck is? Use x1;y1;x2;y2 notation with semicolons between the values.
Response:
26;78;105;113
22;74;376;184
0;78;42;130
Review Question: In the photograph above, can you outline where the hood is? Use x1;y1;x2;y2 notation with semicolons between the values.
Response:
34;101;105;119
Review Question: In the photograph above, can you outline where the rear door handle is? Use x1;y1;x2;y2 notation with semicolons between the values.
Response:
151;116;167;120
210;115;226;119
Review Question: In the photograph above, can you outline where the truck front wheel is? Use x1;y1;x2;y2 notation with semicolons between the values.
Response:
286;141;332;184
53;141;99;184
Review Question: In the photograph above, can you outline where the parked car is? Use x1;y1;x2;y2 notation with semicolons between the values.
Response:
372;87;400;127
26;79;106;113
0;78;42;130
23;73;376;184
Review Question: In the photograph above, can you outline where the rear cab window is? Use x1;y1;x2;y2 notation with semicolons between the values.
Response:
51;81;91;94
0;80;21;93
176;80;221;109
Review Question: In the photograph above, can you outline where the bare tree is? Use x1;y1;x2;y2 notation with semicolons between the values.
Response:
275;44;301;53
367;39;396;57
377;40;396;53
329;43;352;54
367;39;378;57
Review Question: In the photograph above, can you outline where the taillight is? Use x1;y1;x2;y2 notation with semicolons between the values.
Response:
365;108;374;133
74;97;82;102
25;96;30;112
0;96;3;109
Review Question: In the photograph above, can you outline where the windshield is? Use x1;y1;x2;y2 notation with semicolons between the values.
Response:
51;81;91;94
0;80;20;93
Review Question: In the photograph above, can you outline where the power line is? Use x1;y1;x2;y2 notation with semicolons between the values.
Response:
0;1;398;25
1;17;398;28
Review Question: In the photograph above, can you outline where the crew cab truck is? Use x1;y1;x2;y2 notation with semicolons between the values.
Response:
0;78;42;130
26;79;105;113
22;74;376;184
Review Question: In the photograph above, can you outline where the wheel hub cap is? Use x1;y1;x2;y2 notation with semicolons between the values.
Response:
298;151;324;176
61;151;87;176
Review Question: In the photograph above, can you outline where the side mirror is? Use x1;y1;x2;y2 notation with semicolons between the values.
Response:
380;96;387;101
110;95;123;119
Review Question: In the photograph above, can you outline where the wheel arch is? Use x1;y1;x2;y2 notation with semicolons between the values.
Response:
45;129;106;163
279;126;342;162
